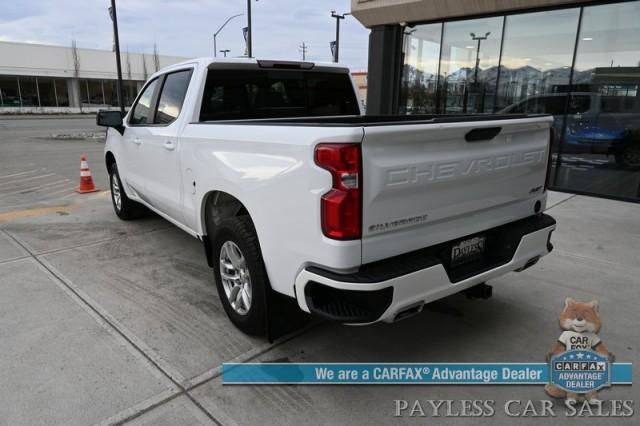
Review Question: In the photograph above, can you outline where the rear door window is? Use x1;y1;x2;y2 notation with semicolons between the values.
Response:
200;69;359;121
155;69;193;124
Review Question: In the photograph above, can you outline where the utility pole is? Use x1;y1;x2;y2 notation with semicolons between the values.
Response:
108;0;125;114
330;11;349;63
299;42;308;61
219;49;230;58
214;13;243;58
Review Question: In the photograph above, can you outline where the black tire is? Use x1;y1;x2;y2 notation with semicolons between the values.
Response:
212;216;267;336
614;153;625;167
109;163;146;220
621;145;640;168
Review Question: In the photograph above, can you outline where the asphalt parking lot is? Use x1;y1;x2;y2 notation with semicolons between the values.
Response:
0;116;638;425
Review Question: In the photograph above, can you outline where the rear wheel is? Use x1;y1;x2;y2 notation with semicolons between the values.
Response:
109;163;146;220
212;216;268;335
620;145;640;168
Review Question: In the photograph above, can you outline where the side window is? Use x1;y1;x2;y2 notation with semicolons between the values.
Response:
544;96;568;116
200;75;252;121
509;100;527;114
130;78;159;125
199;69;360;121
568;95;591;114
155;69;193;124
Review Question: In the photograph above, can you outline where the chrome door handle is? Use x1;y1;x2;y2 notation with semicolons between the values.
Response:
163;140;176;151
132;137;142;145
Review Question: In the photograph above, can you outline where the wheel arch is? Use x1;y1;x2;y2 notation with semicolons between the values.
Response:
105;151;116;172
201;190;253;267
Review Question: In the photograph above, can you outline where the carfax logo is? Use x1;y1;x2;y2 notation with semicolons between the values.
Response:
550;350;610;394
545;298;613;404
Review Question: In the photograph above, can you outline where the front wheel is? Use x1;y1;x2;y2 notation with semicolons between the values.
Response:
109;163;146;220
212;216;268;335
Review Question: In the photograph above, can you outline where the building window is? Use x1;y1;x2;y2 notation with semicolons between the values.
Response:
19;76;40;107
399;23;442;114
55;80;69;107
103;80;116;107
396;0;640;202
0;76;20;107
496;9;580;113
439;16;503;113
0;76;71;108
38;78;57;107
555;1;640;199
82;79;105;105
123;80;139;106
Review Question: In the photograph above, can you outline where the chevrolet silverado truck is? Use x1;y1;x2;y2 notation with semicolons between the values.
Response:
98;58;556;336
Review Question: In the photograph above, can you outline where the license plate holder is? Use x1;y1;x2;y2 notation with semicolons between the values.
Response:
451;235;486;267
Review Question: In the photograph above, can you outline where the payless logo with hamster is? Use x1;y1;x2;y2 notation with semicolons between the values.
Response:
545;298;613;404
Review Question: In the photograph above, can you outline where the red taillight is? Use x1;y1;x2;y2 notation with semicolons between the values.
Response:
315;143;362;240
545;127;555;190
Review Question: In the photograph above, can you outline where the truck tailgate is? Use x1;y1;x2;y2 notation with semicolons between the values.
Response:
361;116;553;263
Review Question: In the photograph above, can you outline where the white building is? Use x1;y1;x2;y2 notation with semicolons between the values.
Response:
0;41;188;113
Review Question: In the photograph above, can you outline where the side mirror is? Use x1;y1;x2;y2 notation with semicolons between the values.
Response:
97;110;124;135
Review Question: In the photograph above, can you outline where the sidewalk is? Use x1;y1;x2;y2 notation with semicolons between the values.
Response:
0;191;638;425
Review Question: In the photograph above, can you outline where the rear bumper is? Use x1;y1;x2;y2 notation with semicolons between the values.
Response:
294;214;556;324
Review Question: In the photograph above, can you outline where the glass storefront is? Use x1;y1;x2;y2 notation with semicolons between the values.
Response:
439;16;503;113
19;77;39;107
0;76;70;107
399;0;640;202
399;23;442;114
0;76;140;108
55;79;69;107
556;1;640;199
0;76;20;107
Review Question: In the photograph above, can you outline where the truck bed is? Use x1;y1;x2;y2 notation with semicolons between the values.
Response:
197;113;554;264
199;113;547;126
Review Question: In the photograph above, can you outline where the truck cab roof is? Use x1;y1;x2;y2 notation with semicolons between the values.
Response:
151;57;350;80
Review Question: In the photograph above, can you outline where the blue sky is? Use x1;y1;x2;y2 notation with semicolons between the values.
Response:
0;0;370;71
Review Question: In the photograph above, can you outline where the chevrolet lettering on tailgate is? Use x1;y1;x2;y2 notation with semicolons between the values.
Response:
386;149;546;187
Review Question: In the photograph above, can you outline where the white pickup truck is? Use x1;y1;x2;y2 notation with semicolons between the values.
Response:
98;58;556;336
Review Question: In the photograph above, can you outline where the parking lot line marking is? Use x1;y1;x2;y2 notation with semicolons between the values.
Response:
43;185;77;197
0;169;39;180
0;179;70;197
0;204;78;222
28;179;73;193
0;172;55;187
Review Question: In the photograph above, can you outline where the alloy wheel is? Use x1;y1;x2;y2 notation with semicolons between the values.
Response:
219;241;252;315
111;174;122;211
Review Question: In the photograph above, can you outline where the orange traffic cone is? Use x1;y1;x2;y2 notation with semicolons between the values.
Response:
76;154;99;193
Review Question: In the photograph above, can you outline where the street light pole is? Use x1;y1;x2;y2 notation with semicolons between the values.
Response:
330;11;349;63
220;49;230;58
470;32;490;83
214;13;243;58
108;0;125;114
247;0;253;58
